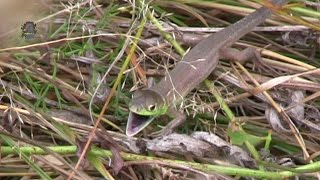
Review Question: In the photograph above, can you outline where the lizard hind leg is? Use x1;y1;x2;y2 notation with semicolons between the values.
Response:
219;47;274;73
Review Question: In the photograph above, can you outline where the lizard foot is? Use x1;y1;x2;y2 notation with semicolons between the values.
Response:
149;111;186;138
149;127;174;138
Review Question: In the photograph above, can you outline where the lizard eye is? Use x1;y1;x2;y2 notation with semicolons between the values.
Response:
148;104;156;111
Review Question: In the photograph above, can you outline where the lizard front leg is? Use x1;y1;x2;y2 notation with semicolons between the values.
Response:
150;108;186;137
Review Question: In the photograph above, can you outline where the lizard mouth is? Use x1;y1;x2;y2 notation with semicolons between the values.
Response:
126;112;154;137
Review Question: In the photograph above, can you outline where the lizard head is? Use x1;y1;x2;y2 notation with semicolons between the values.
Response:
126;89;168;136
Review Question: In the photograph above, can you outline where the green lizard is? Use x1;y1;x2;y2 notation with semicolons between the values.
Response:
126;0;288;137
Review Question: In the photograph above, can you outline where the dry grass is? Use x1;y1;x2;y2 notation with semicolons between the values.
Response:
0;0;320;179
